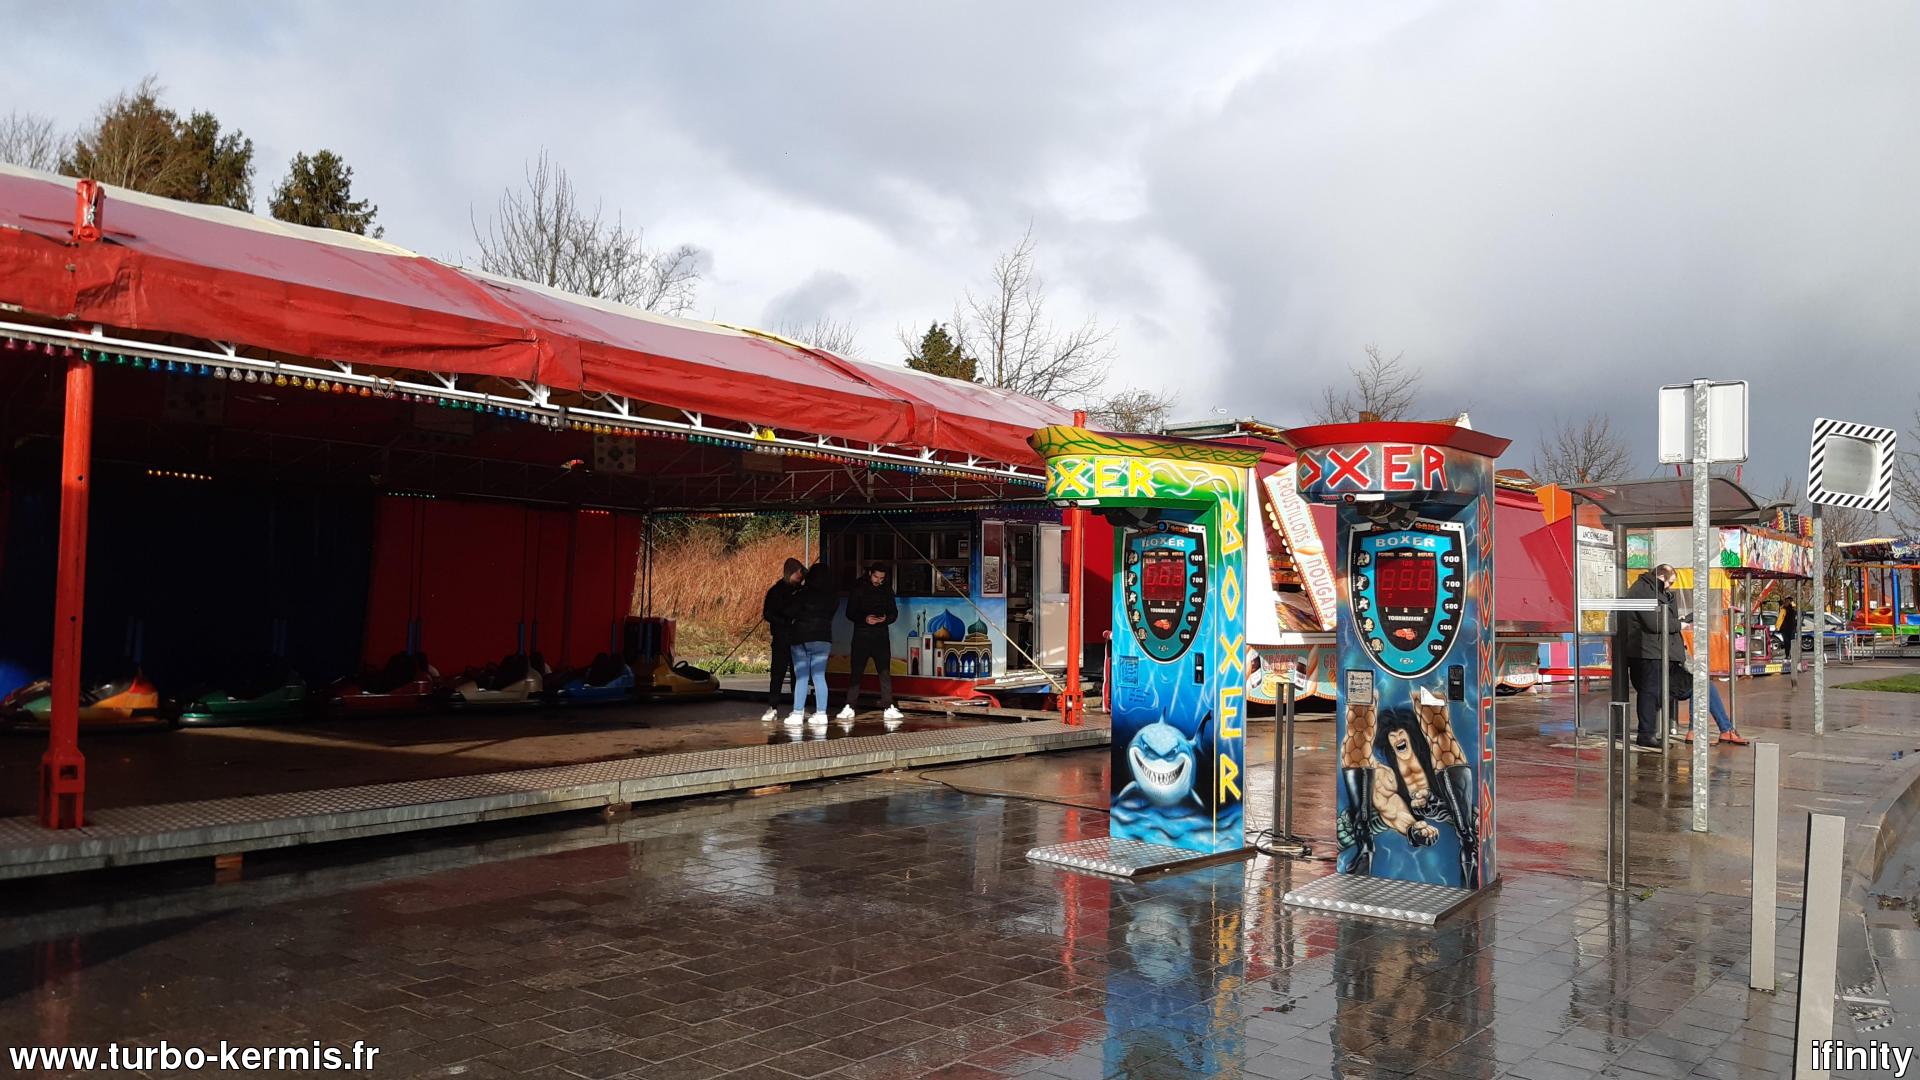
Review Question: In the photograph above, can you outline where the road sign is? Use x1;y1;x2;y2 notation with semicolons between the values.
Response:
1657;381;1748;464
1807;417;1896;513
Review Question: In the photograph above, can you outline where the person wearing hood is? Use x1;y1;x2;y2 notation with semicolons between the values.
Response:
759;558;806;723
840;562;903;722
779;560;838;726
1623;563;1689;750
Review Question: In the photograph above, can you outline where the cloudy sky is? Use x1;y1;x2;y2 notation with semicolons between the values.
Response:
6;2;1916;492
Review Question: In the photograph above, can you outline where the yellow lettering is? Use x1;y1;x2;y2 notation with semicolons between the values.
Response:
1216;632;1245;679
1218;494;1243;554
1219;755;1241;802
1221;698;1242;740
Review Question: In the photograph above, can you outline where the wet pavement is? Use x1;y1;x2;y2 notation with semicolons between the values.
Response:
0;699;985;816
1;663;1916;1079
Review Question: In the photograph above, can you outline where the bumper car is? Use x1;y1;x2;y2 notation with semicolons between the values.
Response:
1;672;169;732
553;652;635;704
447;652;546;708
638;656;720;699
178;656;311;726
331;652;442;713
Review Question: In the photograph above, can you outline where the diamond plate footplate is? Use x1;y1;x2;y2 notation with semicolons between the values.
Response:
1282;872;1481;925
1027;836;1251;878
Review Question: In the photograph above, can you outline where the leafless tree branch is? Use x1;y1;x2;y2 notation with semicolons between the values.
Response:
950;227;1114;403
0;109;60;171
471;150;699;316
776;316;863;359
1310;344;1423;422
1531;413;1635;485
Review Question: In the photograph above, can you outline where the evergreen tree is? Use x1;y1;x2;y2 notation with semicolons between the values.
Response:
62;77;254;210
905;322;976;382
270;150;382;236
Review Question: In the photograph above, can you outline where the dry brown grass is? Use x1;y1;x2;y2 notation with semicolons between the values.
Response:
636;532;803;672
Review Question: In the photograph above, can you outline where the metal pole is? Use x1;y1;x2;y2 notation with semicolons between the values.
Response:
1813;506;1825;735
1614;701;1630;889
1794;813;1845;1079
1605;694;1617;886
39;356;92;830
1727;583;1738;732
1572;509;1583;743
1749;743;1779;990
1061;410;1087;727
1689;380;1711;832
1660;607;1671;758
1282;675;1297;841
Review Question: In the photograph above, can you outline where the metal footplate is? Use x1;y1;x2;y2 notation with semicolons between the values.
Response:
1027;836;1251;878
1282;873;1480;925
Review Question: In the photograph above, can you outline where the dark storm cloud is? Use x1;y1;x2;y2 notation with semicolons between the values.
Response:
762;269;859;329
5;2;1916;490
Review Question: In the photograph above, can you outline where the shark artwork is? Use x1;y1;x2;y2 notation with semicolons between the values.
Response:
1118;714;1210;810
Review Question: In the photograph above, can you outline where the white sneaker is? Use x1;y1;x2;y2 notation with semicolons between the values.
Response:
882;706;904;721
783;711;805;727
836;705;856;720
761;708;779;723
808;711;829;725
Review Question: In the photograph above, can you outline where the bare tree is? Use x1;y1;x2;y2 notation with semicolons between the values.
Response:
1311;344;1423;423
951;228;1113;403
1531;414;1635;485
775;316;863;359
471;151;700;316
1089;386;1178;432
0;109;60;171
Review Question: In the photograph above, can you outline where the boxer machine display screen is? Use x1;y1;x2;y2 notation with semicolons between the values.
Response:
1350;523;1464;678
1124;523;1207;662
1373;552;1436;609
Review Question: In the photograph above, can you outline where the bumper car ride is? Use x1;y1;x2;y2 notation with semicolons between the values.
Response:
178;664;310;727
2;673;169;732
553;654;635;704
447;652;547;708
331;653;442;713
639;657;720;698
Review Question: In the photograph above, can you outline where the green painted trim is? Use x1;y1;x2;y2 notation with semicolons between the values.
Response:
1028;425;1262;468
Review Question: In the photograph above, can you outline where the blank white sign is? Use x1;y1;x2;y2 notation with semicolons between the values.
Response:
1658;381;1749;464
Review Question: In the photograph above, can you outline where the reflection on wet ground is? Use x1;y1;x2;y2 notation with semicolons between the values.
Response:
0;778;1804;1080
4;666;1917;1078
0;698;982;815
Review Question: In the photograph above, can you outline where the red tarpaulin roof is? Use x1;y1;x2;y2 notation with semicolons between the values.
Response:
0;164;1068;466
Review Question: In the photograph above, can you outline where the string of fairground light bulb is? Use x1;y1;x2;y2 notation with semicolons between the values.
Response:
0;329;1047;488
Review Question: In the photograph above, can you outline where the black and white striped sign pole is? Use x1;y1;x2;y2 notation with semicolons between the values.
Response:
1806;418;1898;736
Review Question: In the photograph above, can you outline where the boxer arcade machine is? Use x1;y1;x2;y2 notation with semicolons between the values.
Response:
1280;422;1508;923
1025;426;1256;876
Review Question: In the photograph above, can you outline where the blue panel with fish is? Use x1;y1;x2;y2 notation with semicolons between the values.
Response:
1110;509;1245;856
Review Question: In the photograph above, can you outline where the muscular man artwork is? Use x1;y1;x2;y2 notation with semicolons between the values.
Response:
1338;687;1482;887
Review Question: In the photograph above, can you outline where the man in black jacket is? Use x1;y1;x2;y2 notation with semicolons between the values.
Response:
760;558;805;722
1623;563;1688;749
840;563;902;721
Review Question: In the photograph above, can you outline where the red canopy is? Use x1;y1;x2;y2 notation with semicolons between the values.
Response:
0;165;1068;466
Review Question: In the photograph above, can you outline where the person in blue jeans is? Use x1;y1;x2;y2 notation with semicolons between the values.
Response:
1672;669;1750;746
780;561;838;726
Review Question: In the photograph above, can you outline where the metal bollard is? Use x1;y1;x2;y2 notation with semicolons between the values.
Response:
1793;813;1845;1079
1281;676;1297;842
1749;743;1779;990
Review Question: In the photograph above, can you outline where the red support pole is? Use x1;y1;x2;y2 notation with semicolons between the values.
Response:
39;357;92;829
1061;410;1088;726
